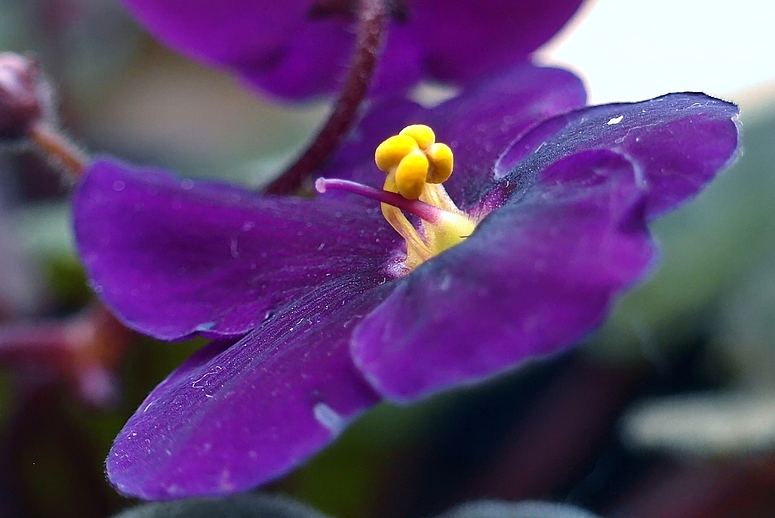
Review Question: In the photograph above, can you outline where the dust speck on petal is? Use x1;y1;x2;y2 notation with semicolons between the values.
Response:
196;321;216;332
313;402;347;437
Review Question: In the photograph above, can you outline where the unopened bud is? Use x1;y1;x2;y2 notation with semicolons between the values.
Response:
0;53;52;140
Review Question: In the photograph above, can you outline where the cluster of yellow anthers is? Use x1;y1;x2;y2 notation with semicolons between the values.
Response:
375;124;454;200
373;124;476;269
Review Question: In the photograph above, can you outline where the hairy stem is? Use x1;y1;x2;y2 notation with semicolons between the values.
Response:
28;122;87;179
265;0;388;194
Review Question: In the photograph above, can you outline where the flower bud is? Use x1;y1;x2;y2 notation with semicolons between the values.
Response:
0;53;52;140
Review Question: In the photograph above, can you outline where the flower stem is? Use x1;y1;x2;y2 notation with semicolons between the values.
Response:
28;122;87;180
0;321;72;368
265;0;388;194
0;305;133;407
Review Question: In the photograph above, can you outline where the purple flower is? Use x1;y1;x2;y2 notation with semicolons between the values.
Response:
118;0;584;99
73;64;739;499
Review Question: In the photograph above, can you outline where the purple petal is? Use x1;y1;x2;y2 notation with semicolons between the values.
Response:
497;93;740;218
407;0;584;84
107;280;391;499
119;0;583;99
119;0;340;99
73;158;401;340
322;65;586;204
428;65;586;209
351;150;656;401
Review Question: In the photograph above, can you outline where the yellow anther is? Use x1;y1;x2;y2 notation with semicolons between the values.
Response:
378;128;434;199
399;124;436;150
375;123;456;201
366;123;473;271
375;134;419;173
395;150;429;199
426;143;454;184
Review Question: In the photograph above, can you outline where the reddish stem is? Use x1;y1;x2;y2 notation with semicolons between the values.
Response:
28;122;87;179
0;319;72;368
264;0;388;194
0;305;134;407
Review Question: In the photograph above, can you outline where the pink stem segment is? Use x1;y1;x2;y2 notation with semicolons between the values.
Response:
29;122;87;179
315;177;446;223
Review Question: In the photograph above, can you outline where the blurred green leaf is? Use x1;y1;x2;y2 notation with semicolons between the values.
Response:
12;201;73;257
713;254;775;389
112;493;331;518
434;500;600;518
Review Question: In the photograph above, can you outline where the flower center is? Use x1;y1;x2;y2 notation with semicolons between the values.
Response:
316;124;477;270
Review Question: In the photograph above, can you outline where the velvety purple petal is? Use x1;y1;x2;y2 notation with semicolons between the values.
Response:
409;0;584;84
73;158;401;340
118;0;335;99
351;150;656;401
496;93;740;219
322;65;586;204
242;18;360;99
107;279;391;499
119;0;583;99
428;66;586;209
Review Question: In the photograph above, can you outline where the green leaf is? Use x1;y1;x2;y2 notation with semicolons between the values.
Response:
112;493;332;518
434;500;600;518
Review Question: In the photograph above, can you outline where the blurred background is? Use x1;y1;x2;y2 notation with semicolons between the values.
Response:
1;0;775;517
